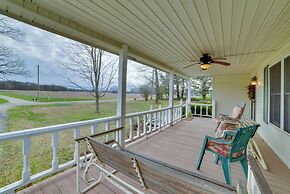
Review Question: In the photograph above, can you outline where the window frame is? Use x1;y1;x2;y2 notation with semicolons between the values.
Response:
266;55;290;135
263;65;269;124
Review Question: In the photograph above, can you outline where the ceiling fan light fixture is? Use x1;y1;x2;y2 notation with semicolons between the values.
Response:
200;63;211;70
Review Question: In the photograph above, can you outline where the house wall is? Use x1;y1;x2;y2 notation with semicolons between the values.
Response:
212;75;251;118
252;42;290;169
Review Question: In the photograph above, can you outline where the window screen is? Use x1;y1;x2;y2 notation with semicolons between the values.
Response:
263;65;269;123
269;62;281;127
284;56;290;133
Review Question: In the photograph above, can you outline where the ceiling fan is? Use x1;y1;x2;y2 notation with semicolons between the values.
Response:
183;54;230;70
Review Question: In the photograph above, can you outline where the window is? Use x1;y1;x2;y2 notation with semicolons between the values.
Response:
285;56;290;133
266;55;290;134
269;62;281;127
263;65;269;123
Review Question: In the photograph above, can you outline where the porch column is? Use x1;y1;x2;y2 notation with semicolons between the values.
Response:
169;71;174;126
117;44;128;148
186;78;192;117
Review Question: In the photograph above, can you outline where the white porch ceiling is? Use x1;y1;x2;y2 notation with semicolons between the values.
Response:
1;0;290;77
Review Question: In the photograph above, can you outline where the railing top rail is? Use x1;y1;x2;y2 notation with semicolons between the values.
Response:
0;115;120;142
75;127;123;142
125;106;172;118
0;104;184;142
190;102;213;106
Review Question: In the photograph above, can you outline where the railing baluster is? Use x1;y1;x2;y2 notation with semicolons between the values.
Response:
74;128;80;163
200;105;202;117
166;109;169;126
51;131;59;171
194;105;197;115
164;110;166;127
173;107;175;121
153;112;157;131
163;110;166;127
91;124;97;135
22;136;31;182
129;117;133;141
137;115;140;138
180;105;183;120
105;122;110;141
206;105;209;116
143;114;147;137
149;113;152;134
158;105;161;130
115;120;120;142
164;110;167;126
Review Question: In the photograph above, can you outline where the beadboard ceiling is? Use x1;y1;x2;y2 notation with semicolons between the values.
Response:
1;0;290;77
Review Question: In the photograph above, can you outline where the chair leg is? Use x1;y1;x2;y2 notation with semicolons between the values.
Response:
221;158;232;185
240;158;248;178
214;155;219;164
196;140;207;170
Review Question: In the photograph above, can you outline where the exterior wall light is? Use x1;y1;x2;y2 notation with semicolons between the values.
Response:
251;76;258;85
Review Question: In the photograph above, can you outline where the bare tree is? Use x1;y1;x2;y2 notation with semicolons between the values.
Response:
154;69;160;103
138;67;162;103
139;84;151;101
0;16;29;78
59;42;117;113
181;79;185;99
192;76;212;100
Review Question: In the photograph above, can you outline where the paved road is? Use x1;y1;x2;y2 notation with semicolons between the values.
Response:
0;95;39;132
0;95;137;132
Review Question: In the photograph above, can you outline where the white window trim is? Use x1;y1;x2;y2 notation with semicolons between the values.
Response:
267;55;290;136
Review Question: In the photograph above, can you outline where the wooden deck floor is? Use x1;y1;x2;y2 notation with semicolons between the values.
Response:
18;118;290;194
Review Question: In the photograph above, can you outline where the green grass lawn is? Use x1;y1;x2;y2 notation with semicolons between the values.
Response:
0;98;8;104
0;91;95;102
0;99;179;188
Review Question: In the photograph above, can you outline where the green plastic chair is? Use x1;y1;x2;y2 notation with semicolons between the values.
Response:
196;124;259;185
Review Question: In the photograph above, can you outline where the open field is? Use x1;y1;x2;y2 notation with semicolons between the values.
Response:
0;90;142;102
0;99;179;188
0;98;8;104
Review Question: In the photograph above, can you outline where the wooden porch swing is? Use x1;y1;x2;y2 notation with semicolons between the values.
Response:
75;128;236;194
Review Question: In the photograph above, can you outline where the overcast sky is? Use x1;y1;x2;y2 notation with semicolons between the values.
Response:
0;15;151;89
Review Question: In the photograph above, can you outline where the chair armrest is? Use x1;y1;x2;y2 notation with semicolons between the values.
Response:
222;130;237;138
204;135;232;144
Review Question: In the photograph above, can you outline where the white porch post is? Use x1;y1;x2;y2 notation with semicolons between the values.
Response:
169;71;174;126
117;44;128;148
186;78;192;117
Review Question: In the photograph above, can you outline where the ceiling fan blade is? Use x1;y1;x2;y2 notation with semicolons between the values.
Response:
183;62;200;69
213;61;231;66
212;57;227;60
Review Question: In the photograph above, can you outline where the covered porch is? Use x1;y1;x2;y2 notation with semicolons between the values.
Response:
1;0;290;193
15;118;290;194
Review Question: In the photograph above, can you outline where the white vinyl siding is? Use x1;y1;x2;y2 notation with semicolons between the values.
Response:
254;42;290;168
212;75;250;119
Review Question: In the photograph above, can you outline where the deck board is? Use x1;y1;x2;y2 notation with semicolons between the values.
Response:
17;118;290;194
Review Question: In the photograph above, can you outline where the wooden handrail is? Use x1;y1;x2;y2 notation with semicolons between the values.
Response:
75;127;124;142
248;155;272;194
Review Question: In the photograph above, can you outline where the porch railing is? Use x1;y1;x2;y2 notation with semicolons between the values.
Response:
190;99;215;118
0;105;182;193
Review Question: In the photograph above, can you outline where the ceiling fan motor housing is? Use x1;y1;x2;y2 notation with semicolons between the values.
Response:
200;54;213;64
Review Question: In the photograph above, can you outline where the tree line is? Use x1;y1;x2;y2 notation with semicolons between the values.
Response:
0;80;77;91
138;68;212;102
